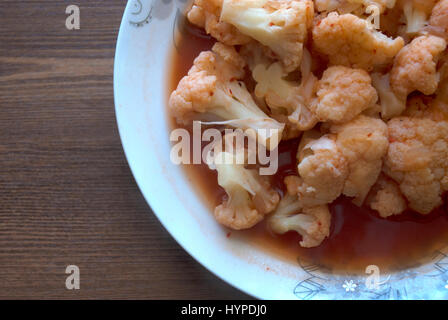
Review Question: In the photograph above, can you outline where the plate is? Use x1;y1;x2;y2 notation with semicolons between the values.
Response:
114;0;448;300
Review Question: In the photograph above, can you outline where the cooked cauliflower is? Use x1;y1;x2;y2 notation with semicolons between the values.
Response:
309;66;378;123
360;0;396;10
253;62;303;115
285;49;321;132
331;115;389;205
285;132;349;207
270;113;303;140
438;59;448;103
404;94;448;121
429;0;448;39
210;135;280;230
312;12;405;70
267;193;331;248
170;0;448;251
315;0;394;13
371;72;406;119
220;0;314;72
385;116;448;214
287;116;388;207
315;0;362;13
366;174;407;218
169;43;284;149
187;0;252;45
362;103;383;118
402;0;438;34
239;41;275;73
315;0;345;12
390;35;447;99
252;49;318;131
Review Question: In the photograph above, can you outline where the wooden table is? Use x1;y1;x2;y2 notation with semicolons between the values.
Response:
0;0;250;299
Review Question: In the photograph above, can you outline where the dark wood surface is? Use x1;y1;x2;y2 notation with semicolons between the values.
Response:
0;0;250;299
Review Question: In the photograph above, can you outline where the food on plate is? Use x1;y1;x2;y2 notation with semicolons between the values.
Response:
188;0;252;45
220;0;314;72
366;174;407;218
267;192;331;248
385;113;448;214
312;12;404;70
169;42;285;149
310;66;378;123
252;49;319;132
284;132;349;207
208;133;281;229
390;35;446;99
401;0;438;34
169;0;448;252
429;0;448;39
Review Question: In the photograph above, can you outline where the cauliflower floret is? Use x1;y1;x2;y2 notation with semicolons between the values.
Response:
358;0;396;10
267;193;331;248
315;0;347;12
366;174;407;218
220;0;314;72
401;0;438;34
312;12;405;70
316;0;394;13
390;35;447;99
253;62;303;115
385;116;448;214
362;103;383;118
429;0;448;39
331;115;389;205
239;41;275;73
437;53;448;102
404;94;448;121
285;132;349;207
252;49;318;132
315;0;362;13
286;116;388;207
187;0;252;45
210;136;280;230
310;66;378;123
371;72;406;119
270;113;303;140
169;43;285;149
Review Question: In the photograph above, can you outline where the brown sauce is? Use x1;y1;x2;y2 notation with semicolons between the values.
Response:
168;20;448;274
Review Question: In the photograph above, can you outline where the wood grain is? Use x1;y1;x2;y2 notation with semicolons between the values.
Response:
0;0;251;299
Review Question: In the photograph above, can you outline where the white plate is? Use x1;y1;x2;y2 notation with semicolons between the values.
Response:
114;0;448;300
